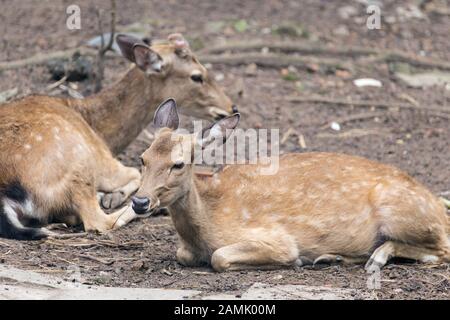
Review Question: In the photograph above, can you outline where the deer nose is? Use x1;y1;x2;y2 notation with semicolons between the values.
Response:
131;196;150;214
232;105;238;113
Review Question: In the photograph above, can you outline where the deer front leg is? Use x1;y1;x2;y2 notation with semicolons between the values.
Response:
210;240;299;272
108;204;153;229
97;161;141;210
74;193;119;233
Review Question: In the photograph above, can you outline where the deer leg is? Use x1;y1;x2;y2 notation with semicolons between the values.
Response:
365;240;450;272
210;240;298;272
176;245;206;267
72;187;120;233
97;161;141;210
106;204;153;230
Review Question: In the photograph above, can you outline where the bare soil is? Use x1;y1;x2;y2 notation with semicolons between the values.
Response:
0;0;449;299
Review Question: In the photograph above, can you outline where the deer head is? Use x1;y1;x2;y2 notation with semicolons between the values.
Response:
131;99;240;214
116;33;236;120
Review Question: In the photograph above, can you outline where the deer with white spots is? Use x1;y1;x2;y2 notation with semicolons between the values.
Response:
133;100;450;272
0;34;235;240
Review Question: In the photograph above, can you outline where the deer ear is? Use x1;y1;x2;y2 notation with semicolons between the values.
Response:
116;34;146;62
133;44;163;74
199;113;240;149
153;98;180;130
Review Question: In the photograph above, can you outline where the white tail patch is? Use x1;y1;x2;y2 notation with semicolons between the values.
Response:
2;199;25;229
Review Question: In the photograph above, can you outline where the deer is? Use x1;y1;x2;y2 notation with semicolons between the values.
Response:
0;33;235;240
132;99;450;272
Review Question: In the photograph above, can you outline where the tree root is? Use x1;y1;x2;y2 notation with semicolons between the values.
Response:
201;41;450;71
200;52;353;71
2;40;450;74
286;95;450;115
0;47;103;71
320;111;387;130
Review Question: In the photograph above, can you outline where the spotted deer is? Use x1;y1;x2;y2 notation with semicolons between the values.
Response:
133;100;450;272
0;33;235;240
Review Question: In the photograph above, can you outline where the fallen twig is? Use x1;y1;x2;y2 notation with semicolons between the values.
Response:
31;269;68;274
286;96;450;114
202;41;450;70
46;76;68;91
281;127;298;144
0;240;12;247
200;52;353;71
58;84;84;99
48;232;88;239
320;111;386;130
203;41;379;56
317;128;390;139
298;134;307;149
75;253;114;265
0;47;104;71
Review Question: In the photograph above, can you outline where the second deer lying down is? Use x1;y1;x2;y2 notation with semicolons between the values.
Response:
0;33;234;240
133;100;450;272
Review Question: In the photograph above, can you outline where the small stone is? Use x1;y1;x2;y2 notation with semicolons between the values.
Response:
214;73;225;82
131;260;147;271
306;63;319;73
261;47;269;54
385;16;396;24
223;26;235;36
335;69;352;79
331;122;341;131
36;37;48;48
338;6;358;20
287;65;298;73
353;78;382;88
280;68;289;76
244;63;258;76
333;25;350;36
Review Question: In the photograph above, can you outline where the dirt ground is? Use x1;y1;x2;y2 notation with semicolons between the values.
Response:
0;0;449;299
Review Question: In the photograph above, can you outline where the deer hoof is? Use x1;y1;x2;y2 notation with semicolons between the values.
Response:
313;254;343;266
101;191;126;210
294;256;314;267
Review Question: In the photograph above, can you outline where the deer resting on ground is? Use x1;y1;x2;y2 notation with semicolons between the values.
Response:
0;34;235;240
132;99;450;272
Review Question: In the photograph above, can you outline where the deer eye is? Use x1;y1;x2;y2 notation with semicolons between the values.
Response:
172;161;185;170
139;157;145;166
190;74;203;84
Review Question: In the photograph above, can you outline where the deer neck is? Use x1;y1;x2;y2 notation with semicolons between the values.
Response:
168;177;214;253
69;67;163;154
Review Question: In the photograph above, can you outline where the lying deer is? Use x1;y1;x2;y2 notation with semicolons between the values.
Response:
0;33;235;240
132;99;450;272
